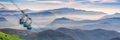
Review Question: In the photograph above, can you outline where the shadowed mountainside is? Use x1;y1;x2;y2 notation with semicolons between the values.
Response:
0;28;120;40
0;28;75;40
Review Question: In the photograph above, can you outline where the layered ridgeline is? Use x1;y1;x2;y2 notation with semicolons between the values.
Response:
0;28;75;40
0;28;37;40
56;28;120;40
47;8;106;19
0;8;107;29
0;32;22;40
0;8;54;17
0;8;55;29
48;8;106;15
0;28;120;40
0;7;107;22
27;11;55;17
0;7;106;16
0;8;18;15
46;13;120;31
103;13;120;18
0;8;33;16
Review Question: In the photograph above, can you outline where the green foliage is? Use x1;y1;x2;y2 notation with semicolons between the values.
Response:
0;32;22;40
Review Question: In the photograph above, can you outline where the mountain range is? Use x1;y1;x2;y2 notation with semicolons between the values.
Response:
28;11;55;17
0;28;75;40
26;7;106;17
0;7;120;40
0;8;34;16
0;28;120;40
103;13;120;19
0;8;18;13
56;28;120;40
48;8;106;15
0;8;106;17
46;13;120;31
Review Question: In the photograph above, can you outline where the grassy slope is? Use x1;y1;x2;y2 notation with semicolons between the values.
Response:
0;32;22;40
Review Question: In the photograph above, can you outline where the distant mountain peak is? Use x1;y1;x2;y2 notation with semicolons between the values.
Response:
114;13;120;15
22;9;32;12
102;13;120;19
107;17;120;19
93;29;106;31
56;27;71;30
53;7;85;11
0;8;7;10
23;9;31;11
55;17;73;21
28;11;54;16
55;8;75;10
49;7;106;15
0;17;7;21
37;30;75;40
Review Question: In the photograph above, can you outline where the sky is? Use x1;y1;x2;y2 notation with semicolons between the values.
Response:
0;0;120;14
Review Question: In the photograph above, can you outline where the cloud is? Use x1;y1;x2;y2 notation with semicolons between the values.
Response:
101;0;118;3
0;2;13;8
89;0;100;2
1;0;119;14
26;0;120;5
28;0;83;6
89;0;118;3
33;1;64;4
27;0;61;1
0;2;12;4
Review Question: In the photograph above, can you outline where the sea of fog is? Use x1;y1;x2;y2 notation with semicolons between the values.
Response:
0;14;106;32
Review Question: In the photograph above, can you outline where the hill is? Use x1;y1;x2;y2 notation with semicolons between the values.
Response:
0;32;22;40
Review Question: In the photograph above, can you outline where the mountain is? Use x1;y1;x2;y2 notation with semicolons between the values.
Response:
46;17;78;29
46;17;97;29
49;8;106;15
0;8;18;13
56;28;88;40
13;10;55;18
0;32;22;40
103;13;120;19
0;8;8;11
1;28;120;40
37;30;75;40
27;11;55;17
56;28;120;40
0;8;32;13
46;17;120;31
0;17;7;21
53;17;74;21
0;28;37;40
110;37;120;40
22;9;33;13
82;17;120;30
0;9;17;13
0;8;20;16
0;28;75;40
0;8;33;16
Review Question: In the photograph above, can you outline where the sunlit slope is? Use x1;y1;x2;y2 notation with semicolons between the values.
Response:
0;32;22;40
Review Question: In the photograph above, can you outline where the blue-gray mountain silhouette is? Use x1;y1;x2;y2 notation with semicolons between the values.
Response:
46;16;120;31
48;8;106;15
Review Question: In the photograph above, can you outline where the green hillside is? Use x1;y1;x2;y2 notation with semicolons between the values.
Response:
0;32;22;40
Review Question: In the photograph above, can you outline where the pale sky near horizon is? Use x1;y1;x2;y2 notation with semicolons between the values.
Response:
0;0;120;14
